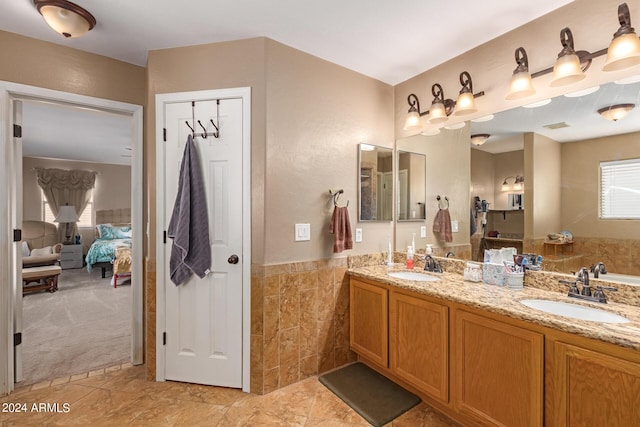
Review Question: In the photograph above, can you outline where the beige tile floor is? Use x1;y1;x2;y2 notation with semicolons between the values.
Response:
1;364;459;426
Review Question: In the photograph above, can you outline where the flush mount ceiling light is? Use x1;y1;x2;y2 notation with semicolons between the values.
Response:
403;71;484;131
598;103;635;121
470;134;490;146
603;3;640;71
34;0;96;38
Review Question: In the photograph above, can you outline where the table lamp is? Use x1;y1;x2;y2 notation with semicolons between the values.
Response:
54;205;79;244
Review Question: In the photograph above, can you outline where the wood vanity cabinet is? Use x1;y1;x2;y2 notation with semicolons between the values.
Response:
453;310;544;427
389;291;449;404
546;340;640;426
350;279;388;367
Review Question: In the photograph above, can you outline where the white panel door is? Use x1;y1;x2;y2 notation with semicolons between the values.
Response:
163;98;243;387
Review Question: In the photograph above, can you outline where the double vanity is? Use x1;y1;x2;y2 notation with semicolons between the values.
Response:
348;259;640;426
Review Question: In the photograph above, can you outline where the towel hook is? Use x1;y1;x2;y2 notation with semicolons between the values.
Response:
436;195;449;209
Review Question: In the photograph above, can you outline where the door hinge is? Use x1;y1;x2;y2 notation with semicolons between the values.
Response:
13;124;22;138
163;332;166;346
14;332;22;346
163;230;167;244
13;229;22;242
163;128;167;142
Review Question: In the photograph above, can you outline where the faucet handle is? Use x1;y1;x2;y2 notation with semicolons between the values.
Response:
592;285;617;303
560;279;580;295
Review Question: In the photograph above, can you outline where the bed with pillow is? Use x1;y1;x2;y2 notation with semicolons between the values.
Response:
86;209;132;278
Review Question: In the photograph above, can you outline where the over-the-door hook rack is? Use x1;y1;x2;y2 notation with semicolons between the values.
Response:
329;189;349;207
185;100;220;139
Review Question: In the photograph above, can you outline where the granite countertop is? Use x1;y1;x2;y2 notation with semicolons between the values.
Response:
348;264;640;351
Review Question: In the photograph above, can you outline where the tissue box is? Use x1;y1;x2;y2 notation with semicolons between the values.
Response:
482;263;506;286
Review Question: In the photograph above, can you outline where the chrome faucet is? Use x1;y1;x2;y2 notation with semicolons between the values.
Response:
445;251;455;258
577;267;591;296
590;262;607;278
560;273;617;304
424;255;443;273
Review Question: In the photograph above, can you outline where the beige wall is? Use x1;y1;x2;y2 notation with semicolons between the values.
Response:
492;150;524;211
22;157;131;252
561;131;640;239
0;31;145;105
263;39;394;264
470;148;494;208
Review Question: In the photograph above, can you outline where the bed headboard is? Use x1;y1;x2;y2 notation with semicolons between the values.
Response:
96;208;131;226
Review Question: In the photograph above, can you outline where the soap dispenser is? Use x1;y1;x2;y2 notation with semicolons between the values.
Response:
406;246;414;269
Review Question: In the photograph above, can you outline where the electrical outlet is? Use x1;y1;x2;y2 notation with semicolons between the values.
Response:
420;226;427;238
451;220;459;233
295;223;310;241
355;228;363;243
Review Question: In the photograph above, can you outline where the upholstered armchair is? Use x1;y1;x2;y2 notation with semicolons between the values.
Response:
22;221;63;268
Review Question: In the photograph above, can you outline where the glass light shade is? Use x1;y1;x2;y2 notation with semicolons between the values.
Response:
550;53;585;86
403;110;422;131
428;102;448;124
603;32;640;71
598;104;634;121
470;134;489;146
453;91;477;115
513;182;523;191
506;71;536;100
39;4;93;38
501;181;510;191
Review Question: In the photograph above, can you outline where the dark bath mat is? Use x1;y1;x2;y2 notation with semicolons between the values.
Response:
318;362;421;426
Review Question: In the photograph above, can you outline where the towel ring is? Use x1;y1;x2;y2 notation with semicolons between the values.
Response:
330;189;349;207
436;195;449;209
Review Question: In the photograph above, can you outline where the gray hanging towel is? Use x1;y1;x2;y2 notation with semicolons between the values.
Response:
168;135;211;285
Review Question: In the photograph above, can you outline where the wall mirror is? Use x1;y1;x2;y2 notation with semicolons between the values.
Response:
397;150;426;221
470;79;640;282
358;144;393;221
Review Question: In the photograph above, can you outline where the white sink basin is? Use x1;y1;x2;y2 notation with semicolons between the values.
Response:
388;271;440;282
520;299;629;324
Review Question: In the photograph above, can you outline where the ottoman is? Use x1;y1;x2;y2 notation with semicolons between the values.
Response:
22;265;62;295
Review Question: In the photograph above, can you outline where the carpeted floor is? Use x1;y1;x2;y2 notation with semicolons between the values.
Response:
21;267;131;386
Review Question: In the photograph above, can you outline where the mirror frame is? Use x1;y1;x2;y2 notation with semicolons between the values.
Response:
358;143;394;222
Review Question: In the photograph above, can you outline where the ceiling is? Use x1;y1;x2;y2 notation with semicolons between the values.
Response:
470;78;640;154
2;0;576;165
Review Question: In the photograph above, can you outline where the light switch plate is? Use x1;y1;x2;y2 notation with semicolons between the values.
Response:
451;220;459;233
295;223;311;241
420;226;427;238
355;228;363;243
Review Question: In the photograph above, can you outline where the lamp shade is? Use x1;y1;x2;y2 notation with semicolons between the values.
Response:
428;101;448;124
506;71;536;100
603;32;640;71
453;91;477;115
403;110;423;131
35;0;96;38
54;205;79;223
550;53;585;86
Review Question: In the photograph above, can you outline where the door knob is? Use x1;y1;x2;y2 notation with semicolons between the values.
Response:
227;254;239;264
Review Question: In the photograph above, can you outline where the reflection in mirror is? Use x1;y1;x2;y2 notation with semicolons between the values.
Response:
397;151;426;221
358;144;393;221
470;79;640;283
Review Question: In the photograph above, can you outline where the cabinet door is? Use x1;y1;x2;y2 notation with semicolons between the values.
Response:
390;292;448;403
549;342;640;426
454;310;543;427
350;279;388;367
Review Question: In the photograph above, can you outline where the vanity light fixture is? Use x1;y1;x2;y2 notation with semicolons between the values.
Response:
550;28;587;87
598;103;635;121
501;175;524;191
506;47;536;100
34;0;96;38
470;134;490;146
404;71;485;130
603;3;640;71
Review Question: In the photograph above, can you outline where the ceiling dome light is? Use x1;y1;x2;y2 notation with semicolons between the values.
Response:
470;134;490;146
506;48;536;100
550;28;586;87
603;3;640;71
598;103;635;121
35;0;96;38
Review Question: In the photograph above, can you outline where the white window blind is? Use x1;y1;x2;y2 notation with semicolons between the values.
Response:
600;158;640;219
42;191;94;227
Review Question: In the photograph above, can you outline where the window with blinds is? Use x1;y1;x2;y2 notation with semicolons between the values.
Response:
42;191;94;227
600;158;640;219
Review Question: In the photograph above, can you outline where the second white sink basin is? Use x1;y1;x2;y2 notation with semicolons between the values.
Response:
388;271;440;282
520;299;629;324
